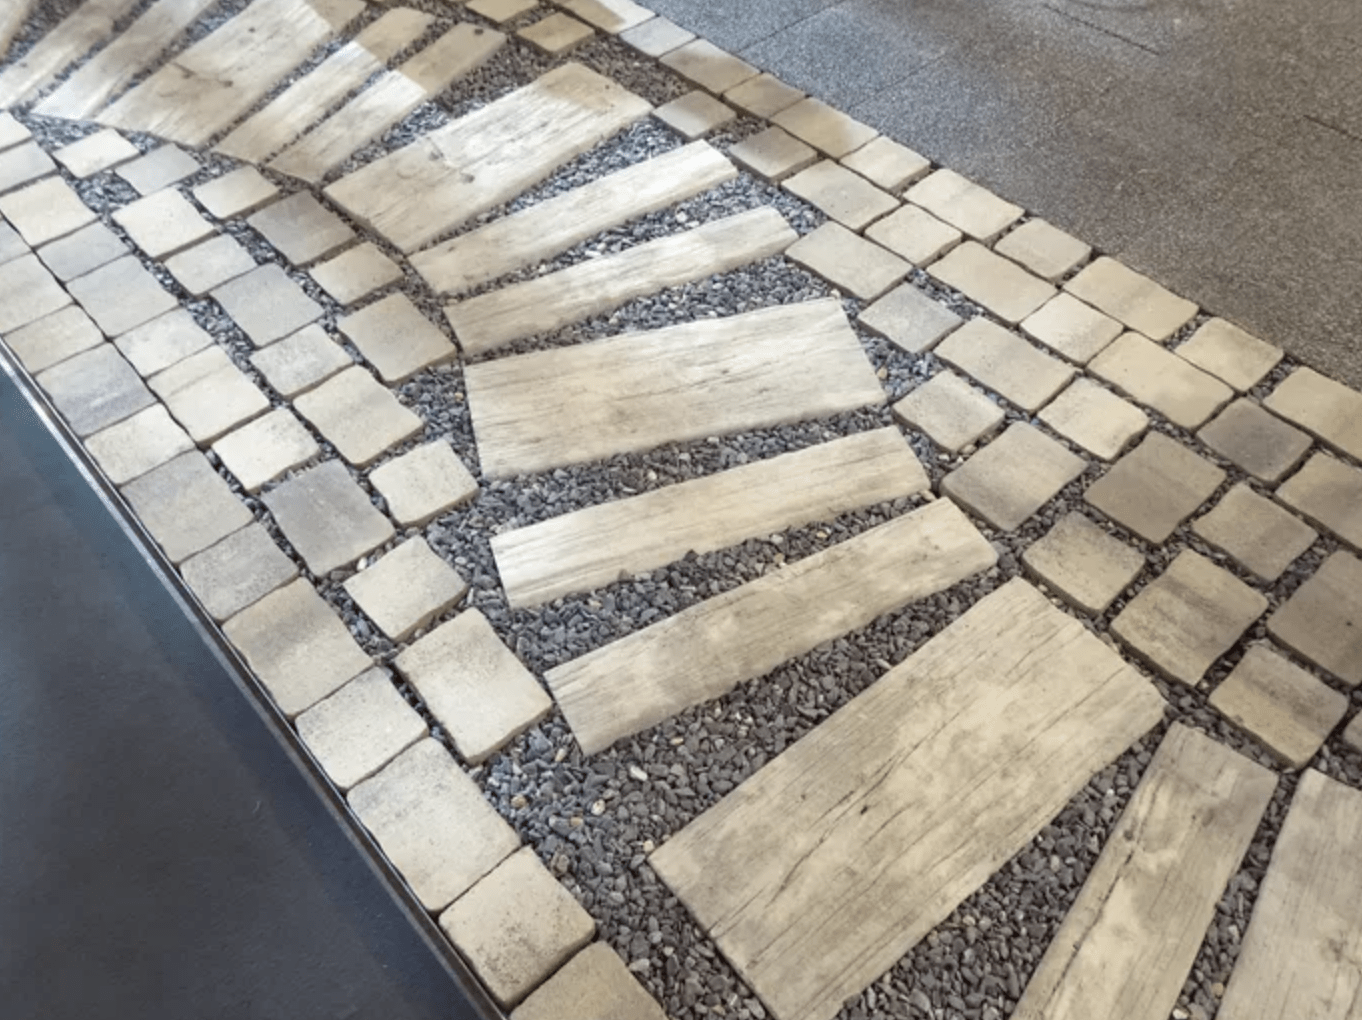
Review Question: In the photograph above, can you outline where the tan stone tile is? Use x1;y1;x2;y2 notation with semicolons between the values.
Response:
249;323;353;398
262;459;395;576
772;97;877;159
1023;512;1145;615
857;282;962;354
661;39;758;93
935;317;1073;412
248;192;356;267
654;90;735;139
1089;331;1233;429
0;252;70;333
518;12;594;54
1276;452;1362;551
1197;399;1312;483
116;144;199;196
213;408;321;493
113;188;215;259
511;943;667;1020
294;366;424;467
1193;483;1318;583
160;355;270;446
180;522;299;622
193;166;279;220
863;203;960;266
728;125;816;182
213;264;323;347
86;404;195;485
928;240;1056;324
994;218;1090;281
905;168;1022;242
941;422;1085;531
37;221;128;282
0;112;32;151
1063;256;1197;341
310;242;403;305
1262;366;1362;462
1176;318;1282;392
148;345;232;399
114;308;214;377
1085;432;1225;543
338;292;457;384
0;142;56;195
891;371;1004;453
0;220;26;266
296;667;428;791
121;451;253;564
165;233;256;297
618;15;693;56
1112;550;1268;686
840;136;930;193
67;255;177;337
344;537;468;642
723;72;804;119
1268;551;1362;686
785;221;909;302
36;343;154;437
0;176;96;246
4;304;102;374
52;129;138;178
467;0;537;21
1038;378;1149;460
783;159;898;230
369;439;479;527
1020;292;1123;364
562;0;652;33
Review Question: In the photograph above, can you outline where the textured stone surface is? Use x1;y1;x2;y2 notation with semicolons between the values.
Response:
857;282;962;354
905;168;1022;242
1192;483;1318;582
653;90;735;138
113;188;215;259
1268;552;1362;686
935;317;1073;412
1112;550;1268;686
864;203;962;266
337;293;457;384
52;129;138;178
0;220;25;265
37;221;128;281
1090;331;1233;429
4;304;102;374
248;192;356;266
224;578;372;716
180;523;299;622
113;308;213;377
263;460;395;576
116;144;198;195
0;142;56;196
1276;452;1362;550
892;371;1004;453
618;15;693;56
1085;432;1226;543
368;440;479;527
723;72;803;119
212;408;320;493
296;667;428;791
192;166;279;219
511;943;667;1020
440;846;596;1009
249;323;352;397
1209;645;1347;768
0;176;95;247
1064;256;1197;341
1176;318;1283;392
782;159;897;231
213;264;323;347
1038;378;1148;460
786;221;908;301
1197;399;1312;483
165;233;256;297
395;609;553;765
1263;367;1362;461
121;451;253;564
994;218;1090;281
1023;512;1145;615
564;0;651;31
941;422;1085;531
36;343;154;437
67;255;177;337
293;366;424;467
159;353;270;445
660;39;757;94
310;242;402;305
841;135;930;193
348;739;520;910
772;97;877;159
148;345;231;399
727;125;817;182
928;240;1056;323
1020;292;1123;364
466;0;537;23
86;404;195;485
344;537;468;642
0;253;70;333
518;12;594;54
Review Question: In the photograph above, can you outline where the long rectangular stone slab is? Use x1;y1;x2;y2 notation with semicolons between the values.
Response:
270;23;506;184
447;207;795;354
33;0;217;120
214;7;435;163
546;497;997;755
1216;768;1362;1019
325;62;651;253
650;578;1166;1020
0;0;140;106
99;0;364;146
0;2;37;70
412;140;737;294
1012;723;1275;1020
494;428;928;608
465;298;885;477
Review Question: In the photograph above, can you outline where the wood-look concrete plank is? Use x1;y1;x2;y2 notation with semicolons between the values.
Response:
0;0;141;107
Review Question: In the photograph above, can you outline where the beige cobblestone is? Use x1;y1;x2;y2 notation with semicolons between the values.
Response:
653;90;735;139
1022;511;1145;615
618;16;693;57
294;365;424;467
563;0;651;32
212;408;320;493
52;129;138;178
0;113;31;151
5;304;102;374
180;522;299;622
1085;431;1225;543
1020;292;1123;364
0;220;25;265
0;142;55;196
935;317;1073;412
1267;551;1362;685
1262;366;1362;461
85;404;194;485
113;188;214;259
121;450;253;564
783;159;898;230
928;240;1056;323
1209;644;1346;768
165;233;256;297
857;282;962;354
296;667;428;791
338;292;457;384
262;459;395;576
1192;483;1318;583
344;537;468;642
727;126;816;182
905;168;1022;242
1197;399;1312;483
213;264;322;347
1089;331;1233;429
310;242;402;306
159;351;270;445
192;166;278;219
67;255;177;336
37;221;128;282
994;218;1090;281
467;0;537;22
1038;377;1148;460
148;344;229;398
518;12;595;54
369;439;479;527
941;422;1085;531
116;144;198;196
1064;256;1197;341
249;323;352;398
723;72;803;119
0;176;95;247
114;309;213;377
0;252;70;333
864;204;961;265
772;97;877;159
1276;452;1362;551
511;942;668;1020
248;192;356;267
786;221;909;302
1176;318;1282;392
892;371;1003;453
37;343;154;437
840;135;930;193
661;39;757;93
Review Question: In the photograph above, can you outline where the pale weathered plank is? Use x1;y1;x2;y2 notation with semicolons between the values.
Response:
214;7;434;163
0;0;141;107
270;23;506;184
546;498;997;755
1216;768;1362;1019
325;62;651;253
98;0;365;146
447;207;795;354
411;141;737;294
465;298;885;477
0;0;38;68
1013;723;1275;1020
650;578;1166;1020
34;0;218;120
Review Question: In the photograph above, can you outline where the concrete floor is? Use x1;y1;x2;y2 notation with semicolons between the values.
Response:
645;0;1362;389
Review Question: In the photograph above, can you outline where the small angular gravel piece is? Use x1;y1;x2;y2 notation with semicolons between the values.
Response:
296;668;428;791
1023;511;1145;615
1192;483;1317;582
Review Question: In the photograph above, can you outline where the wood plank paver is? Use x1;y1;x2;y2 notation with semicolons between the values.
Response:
98;0;364;146
650;578;1166;1020
493;428;929;608
465;298;886;477
1012;723;1275;1020
546;497;998;755
325;62;651;253
446;206;795;355
1217;768;1362;1019
214;7;435;163
0;0;141;107
270;23;507;184
411;140;737;294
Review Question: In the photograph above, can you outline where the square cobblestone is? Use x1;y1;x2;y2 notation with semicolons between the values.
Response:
771;97;878;159
114;309;213;377
1209;644;1346;768
1089;331;1233;429
263;459;395;576
935;317;1074;412
618;16;693;56
1263;367;1362;461
518;12;595;54
369;440;479;527
1020;292;1123;364
4;304;102;373
68;255;177;336
1192;483;1318;582
1268;551;1362;686
116;144;198;196
213;264;323;347
165;233;256;296
928;240;1056;323
395;609;553;765
1176;318;1282;392
1085;432;1225;543
654;90;735;139
0;176;96;247
440;846;596;1009
249;324;352;397
213;408;320;493
113;188;215;259
562;0;651;32
37;221;128;281
0;220;26;265
1112;550;1268;686
840;136;930;193
857;282;962;354
941;422;1085;531
158;350;270;445
338;292;457;384
467;0;538;21
1038;377;1148;460
37;344;154;437
1276;452;1362;551
0;253;70;332
994;219;1090;281
294;366;424;467
52;129;138;178
180;522;299;622
892;371;1004;453
248;192;356;267
148;345;230;398
0;113;31;151
224;578;372;716
121;450;253;563
1022;511;1145;615
660;39;757;94
1197;399;1312;483
786;221;909;302
297;667;428;791
723;72;803;119
905;168;1022;242
512;943;667;1020
0;142;56;195
192;166;278;219
864;204;961;266
728;126;817;182
344;537;468;642
85;404;194;485
783;159;897;231
1064;256;1197;341
310;242;403;306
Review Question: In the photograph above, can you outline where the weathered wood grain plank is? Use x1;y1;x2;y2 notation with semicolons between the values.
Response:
325;62;651;253
1013;723;1275;1020
214;7;434;163
411;140;737;294
493;428;928;609
0;0;141;107
465;298;885;477
546;498;997;755
98;0;364;146
33;0;218;120
0;1;39;69
650;578;1167;1020
446;206;794;354
1216;768;1362;1019
270;22;505;184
